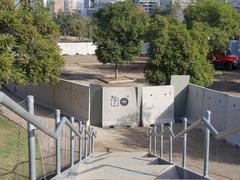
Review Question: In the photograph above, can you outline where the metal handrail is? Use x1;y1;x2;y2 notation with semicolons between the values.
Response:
147;110;240;178
0;91;96;179
0;92;57;139
0;92;87;140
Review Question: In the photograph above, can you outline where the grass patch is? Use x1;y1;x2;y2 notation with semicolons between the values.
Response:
0;117;44;179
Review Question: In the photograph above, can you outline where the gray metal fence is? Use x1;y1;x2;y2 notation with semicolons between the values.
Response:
0;92;96;180
148;110;240;179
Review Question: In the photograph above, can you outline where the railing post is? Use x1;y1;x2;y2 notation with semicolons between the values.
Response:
154;125;157;156
70;117;75;168
169;122;173;163
89;127;93;158
88;126;91;157
148;128;152;154
85;125;88;158
182;118;187;168
203;111;211;178
160;124;163;159
55;109;61;176
91;128;94;157
27;95;36;180
79;121;83;163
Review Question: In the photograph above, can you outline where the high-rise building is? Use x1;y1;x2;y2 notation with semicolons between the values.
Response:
50;0;78;13
135;0;157;15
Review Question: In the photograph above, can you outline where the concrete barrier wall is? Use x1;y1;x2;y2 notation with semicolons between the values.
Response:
224;95;240;145
186;83;240;146
170;75;190;120
90;84;103;127
5;80;90;122
102;87;138;127
142;86;174;126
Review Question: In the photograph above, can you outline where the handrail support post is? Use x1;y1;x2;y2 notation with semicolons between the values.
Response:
169;122;173;163
160;124;164;158
70;117;75;168
182;118;187;168
27;95;36;180
55;109;61;176
203;111;211;178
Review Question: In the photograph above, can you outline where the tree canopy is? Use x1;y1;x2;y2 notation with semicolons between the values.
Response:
0;1;63;85
184;0;240;53
54;12;91;39
145;16;214;86
92;1;148;79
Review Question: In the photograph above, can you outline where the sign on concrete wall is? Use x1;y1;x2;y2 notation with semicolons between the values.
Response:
142;86;174;126
102;87;138;127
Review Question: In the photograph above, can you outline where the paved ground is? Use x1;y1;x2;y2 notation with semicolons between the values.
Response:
92;125;240;180
63;55;240;96
61;152;174;180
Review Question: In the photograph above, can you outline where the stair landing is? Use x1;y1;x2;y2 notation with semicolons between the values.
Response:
60;152;173;180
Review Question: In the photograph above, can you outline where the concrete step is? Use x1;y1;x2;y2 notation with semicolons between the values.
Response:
58;152;207;180
60;152;175;180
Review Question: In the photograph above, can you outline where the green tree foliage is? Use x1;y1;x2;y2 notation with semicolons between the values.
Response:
184;0;240;53
92;1;148;79
54;12;91;39
145;16;214;86
0;1;63;85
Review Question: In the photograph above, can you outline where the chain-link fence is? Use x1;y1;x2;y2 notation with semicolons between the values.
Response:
0;93;91;180
0;100;45;180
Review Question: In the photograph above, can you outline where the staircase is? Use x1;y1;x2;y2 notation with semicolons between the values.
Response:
59;152;206;180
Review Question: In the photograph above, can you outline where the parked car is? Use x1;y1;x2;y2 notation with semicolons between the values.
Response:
208;49;239;70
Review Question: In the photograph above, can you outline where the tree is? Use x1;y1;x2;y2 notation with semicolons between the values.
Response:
0;1;64;85
145;16;214;86
54;12;91;39
184;0;240;53
92;1;148;79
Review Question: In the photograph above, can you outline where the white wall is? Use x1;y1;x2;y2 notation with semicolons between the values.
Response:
58;42;97;55
58;42;150;55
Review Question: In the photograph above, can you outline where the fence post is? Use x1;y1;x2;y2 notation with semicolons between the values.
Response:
203;111;211;178
182;118;187;168
154;125;157;156
55;109;61;176
148;128;152;154
160;124;163;159
79;121;83;163
169;122;173;163
27;95;36;180
70;117;75;168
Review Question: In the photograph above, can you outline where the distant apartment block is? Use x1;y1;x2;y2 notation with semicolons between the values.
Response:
49;0;78;13
135;0;157;15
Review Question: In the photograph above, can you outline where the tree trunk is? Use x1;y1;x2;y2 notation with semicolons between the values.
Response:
114;64;118;80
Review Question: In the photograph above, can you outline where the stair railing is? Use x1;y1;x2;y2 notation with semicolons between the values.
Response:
0;92;96;179
147;110;240;178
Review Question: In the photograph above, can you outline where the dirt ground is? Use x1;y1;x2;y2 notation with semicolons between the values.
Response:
63;55;240;96
62;55;240;179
